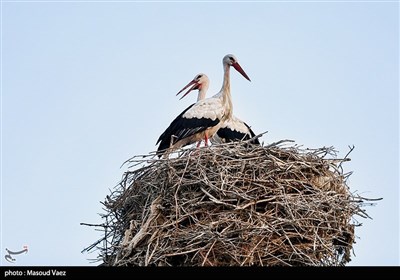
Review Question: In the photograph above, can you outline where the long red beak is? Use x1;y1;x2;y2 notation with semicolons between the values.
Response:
232;62;251;82
176;79;200;100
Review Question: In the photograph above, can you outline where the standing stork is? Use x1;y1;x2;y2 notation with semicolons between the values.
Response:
177;73;260;145
156;54;251;157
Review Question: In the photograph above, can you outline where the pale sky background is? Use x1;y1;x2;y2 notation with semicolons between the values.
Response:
1;0;398;266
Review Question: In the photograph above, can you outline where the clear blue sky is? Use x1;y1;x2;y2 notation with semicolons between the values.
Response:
1;1;398;266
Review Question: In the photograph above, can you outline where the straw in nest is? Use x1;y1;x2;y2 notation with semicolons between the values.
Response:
82;139;378;266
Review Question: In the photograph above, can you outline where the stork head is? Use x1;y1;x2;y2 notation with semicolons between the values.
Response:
176;73;209;100
223;54;251;82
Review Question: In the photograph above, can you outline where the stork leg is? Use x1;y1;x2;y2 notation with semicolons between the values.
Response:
196;134;209;148
204;134;209;147
192;134;209;157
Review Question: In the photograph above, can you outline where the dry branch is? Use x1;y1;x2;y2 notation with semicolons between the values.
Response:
83;139;377;266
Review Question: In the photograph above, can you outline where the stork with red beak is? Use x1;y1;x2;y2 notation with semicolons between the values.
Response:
156;54;251;157
177;73;260;146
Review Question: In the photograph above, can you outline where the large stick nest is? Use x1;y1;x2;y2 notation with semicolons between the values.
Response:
85;139;376;266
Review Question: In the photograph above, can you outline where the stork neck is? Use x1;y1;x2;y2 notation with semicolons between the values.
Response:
197;85;208;102
197;91;206;102
219;63;233;119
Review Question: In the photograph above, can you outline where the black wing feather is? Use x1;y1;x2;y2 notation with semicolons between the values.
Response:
216;122;260;145
157;103;220;154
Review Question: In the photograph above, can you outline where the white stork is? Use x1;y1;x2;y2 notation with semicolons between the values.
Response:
176;73;260;146
156;54;251;157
